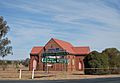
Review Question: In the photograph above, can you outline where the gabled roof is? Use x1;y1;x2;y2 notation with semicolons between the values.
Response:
30;46;43;55
30;38;90;55
72;47;90;55
52;38;75;54
52;38;90;55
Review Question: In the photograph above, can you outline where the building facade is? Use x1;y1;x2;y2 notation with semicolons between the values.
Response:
29;38;90;72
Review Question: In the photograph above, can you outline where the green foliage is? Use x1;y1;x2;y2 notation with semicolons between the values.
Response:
84;51;109;75
21;58;30;67
6;60;12;64
84;48;120;75
15;63;19;69
102;48;120;74
0;60;8;71
0;16;12;58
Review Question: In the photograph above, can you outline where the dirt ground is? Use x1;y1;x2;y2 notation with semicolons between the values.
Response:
0;70;120;80
0;66;120;80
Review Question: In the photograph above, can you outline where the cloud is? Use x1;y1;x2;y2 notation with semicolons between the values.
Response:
52;0;120;28
0;0;120;59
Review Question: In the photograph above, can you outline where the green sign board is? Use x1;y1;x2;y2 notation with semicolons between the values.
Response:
42;58;56;63
42;52;69;56
57;58;68;63
42;58;68;64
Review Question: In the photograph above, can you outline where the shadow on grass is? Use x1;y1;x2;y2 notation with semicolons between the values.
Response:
34;75;56;78
72;73;84;75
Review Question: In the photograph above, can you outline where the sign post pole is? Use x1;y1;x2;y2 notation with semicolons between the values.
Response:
42;49;68;75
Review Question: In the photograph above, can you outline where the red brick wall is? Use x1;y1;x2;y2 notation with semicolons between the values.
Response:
75;56;85;71
67;55;77;71
30;39;86;71
38;39;66;71
29;55;39;71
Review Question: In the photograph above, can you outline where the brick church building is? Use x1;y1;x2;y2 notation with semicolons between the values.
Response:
29;38;90;72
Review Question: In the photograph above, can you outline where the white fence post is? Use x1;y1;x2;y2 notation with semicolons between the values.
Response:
32;68;35;79
19;69;22;79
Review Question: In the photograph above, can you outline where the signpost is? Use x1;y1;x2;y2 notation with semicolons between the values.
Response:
42;58;68;63
57;58;68;64
42;48;69;73
42;51;69;56
42;58;57;63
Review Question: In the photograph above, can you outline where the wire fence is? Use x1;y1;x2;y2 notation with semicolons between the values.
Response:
0;66;120;80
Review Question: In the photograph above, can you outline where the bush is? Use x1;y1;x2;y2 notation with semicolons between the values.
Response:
21;58;30;67
6;60;12;64
84;48;120;75
1;60;8;71
84;51;109;75
102;48;120;74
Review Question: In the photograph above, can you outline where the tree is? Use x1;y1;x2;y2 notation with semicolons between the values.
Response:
0;16;12;70
22;58;30;67
102;48;120;74
84;51;109;75
84;48;120;75
0;16;12;58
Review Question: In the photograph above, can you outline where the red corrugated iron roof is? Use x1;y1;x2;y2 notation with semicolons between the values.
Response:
52;38;75;54
30;46;43;55
72;47;90;55
30;38;90;55
52;38;90;55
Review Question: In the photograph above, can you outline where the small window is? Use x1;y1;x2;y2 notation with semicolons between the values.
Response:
56;48;59;51
68;59;70;65
72;59;74;65
51;45;53;48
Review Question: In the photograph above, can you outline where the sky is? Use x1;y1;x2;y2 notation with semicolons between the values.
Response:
0;0;120;60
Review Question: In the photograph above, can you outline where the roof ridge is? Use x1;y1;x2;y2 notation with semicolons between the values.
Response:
33;46;43;47
30;46;43;55
52;38;75;53
73;46;89;48
52;38;73;46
